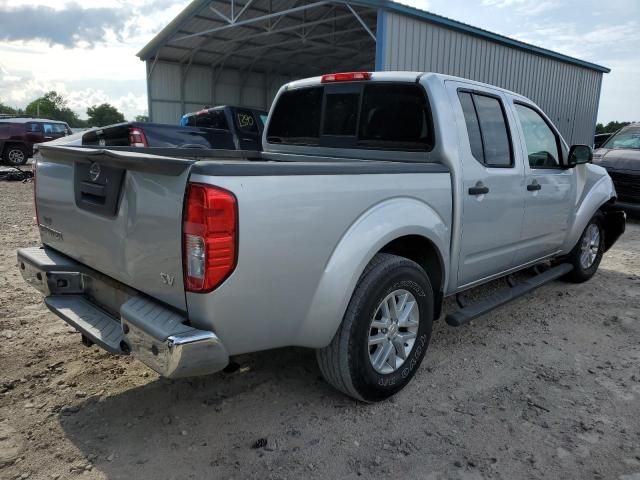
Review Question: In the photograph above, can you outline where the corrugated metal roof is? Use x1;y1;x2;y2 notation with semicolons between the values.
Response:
138;0;609;74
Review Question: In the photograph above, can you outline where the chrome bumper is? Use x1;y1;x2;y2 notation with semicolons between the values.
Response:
17;246;229;378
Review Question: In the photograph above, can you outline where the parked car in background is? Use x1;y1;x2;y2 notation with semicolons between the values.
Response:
82;106;269;152
19;72;625;401
0;118;72;165
593;123;640;215
594;133;612;149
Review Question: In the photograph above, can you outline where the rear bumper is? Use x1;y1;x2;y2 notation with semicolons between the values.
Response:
17;246;229;378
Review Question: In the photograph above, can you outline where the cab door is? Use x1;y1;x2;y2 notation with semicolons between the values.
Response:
510;101;574;265
447;81;527;289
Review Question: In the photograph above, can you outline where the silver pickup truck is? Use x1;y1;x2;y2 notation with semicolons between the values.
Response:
18;72;625;402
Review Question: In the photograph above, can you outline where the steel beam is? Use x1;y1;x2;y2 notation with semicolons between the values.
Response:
345;3;376;41
175;1;330;41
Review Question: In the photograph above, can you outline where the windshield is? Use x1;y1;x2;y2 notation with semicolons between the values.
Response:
602;127;640;150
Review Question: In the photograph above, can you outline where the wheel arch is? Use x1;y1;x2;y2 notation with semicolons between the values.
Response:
378;234;445;319
297;197;449;348
562;174;616;253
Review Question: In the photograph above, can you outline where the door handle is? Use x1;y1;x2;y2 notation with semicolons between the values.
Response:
468;182;489;195
527;182;542;191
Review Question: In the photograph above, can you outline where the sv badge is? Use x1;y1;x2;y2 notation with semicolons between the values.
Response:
160;273;175;287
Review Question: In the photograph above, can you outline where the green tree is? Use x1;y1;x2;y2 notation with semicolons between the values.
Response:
596;121;632;134
87;103;125;127
0;102;17;115
134;115;149;123
25;91;80;126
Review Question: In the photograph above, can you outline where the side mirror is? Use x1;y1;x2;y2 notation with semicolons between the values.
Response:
568;144;592;167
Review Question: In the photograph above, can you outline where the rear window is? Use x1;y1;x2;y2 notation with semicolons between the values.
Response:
267;83;433;151
188;110;229;130
267;87;322;144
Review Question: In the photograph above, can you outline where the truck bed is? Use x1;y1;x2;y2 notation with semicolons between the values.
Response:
34;144;452;354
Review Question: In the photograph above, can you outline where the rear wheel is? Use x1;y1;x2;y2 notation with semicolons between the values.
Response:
3;145;28;166
563;213;604;283
316;253;433;402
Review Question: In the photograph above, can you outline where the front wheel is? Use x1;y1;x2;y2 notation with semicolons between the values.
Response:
316;253;433;402
563;213;604;283
3;145;28;166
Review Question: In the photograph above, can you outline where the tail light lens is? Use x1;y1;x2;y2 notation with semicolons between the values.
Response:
128;127;148;147
183;183;237;292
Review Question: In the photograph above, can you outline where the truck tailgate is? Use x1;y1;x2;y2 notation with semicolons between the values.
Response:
35;146;195;311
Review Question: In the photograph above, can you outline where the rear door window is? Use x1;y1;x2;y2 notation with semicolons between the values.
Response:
457;91;513;167
267;83;433;151
458;92;485;163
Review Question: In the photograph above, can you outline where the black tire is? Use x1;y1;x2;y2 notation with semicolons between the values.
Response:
316;253;434;402
563;213;604;283
3;144;29;166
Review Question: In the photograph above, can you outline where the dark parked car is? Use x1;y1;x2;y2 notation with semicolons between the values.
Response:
0;118;72;165
593;123;640;215
594;133;612;149
82;106;269;152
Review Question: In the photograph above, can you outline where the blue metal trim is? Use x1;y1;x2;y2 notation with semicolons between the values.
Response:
375;8;386;71
349;0;610;73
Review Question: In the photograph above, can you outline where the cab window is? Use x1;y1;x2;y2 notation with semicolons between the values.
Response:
514;103;561;168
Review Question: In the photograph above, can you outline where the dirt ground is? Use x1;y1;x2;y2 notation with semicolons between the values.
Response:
1;175;639;480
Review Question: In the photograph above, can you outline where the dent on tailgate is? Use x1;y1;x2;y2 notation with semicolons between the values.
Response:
35;146;195;311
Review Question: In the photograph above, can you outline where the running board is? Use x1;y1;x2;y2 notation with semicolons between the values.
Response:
445;263;573;327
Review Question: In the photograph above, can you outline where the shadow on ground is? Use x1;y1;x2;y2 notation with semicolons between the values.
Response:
57;264;639;479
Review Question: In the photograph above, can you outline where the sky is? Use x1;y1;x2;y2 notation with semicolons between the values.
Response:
0;0;638;123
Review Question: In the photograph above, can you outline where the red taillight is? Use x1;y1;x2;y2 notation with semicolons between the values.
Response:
321;71;371;83
128;127;148;147
182;183;237;293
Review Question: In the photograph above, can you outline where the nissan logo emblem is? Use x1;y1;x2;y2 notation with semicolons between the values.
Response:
89;162;101;182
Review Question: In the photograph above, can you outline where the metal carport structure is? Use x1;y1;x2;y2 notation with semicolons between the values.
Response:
138;0;609;144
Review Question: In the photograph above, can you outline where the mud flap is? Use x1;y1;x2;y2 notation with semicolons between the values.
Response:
602;206;626;252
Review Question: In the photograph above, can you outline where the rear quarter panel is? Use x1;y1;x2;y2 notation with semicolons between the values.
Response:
185;171;452;355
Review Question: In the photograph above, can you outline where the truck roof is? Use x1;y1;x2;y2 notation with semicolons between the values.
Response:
283;71;530;102
0;117;69;125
